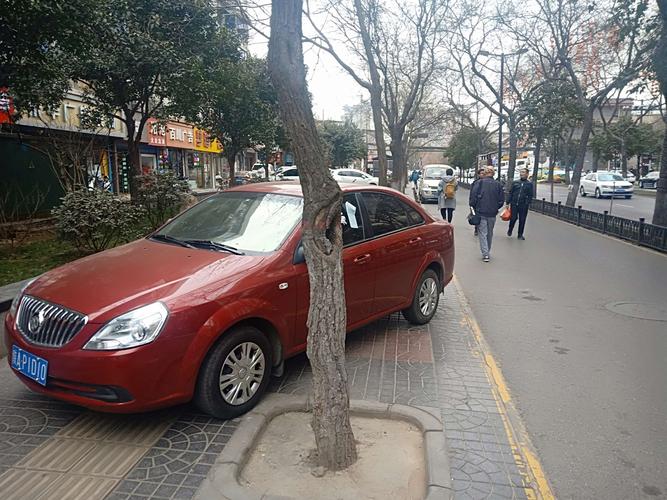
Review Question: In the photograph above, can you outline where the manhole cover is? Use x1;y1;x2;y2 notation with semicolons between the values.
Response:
604;302;667;322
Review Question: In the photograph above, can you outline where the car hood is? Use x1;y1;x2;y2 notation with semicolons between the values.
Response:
25;239;266;323
421;179;441;188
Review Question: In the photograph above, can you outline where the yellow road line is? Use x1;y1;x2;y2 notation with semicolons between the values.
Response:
453;276;556;500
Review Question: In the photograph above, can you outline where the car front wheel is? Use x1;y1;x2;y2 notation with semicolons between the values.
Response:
194;326;273;419
402;269;440;325
580;186;586;196
595;188;602;199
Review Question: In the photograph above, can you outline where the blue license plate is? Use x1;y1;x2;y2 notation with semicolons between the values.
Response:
11;345;48;386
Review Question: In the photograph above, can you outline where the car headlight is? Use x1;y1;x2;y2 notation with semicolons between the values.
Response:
84;302;169;350
9;278;36;319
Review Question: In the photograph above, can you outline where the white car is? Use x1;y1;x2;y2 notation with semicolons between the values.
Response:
278;166;299;181
418;165;451;203
331;168;379;185
580;172;633;199
609;170;636;183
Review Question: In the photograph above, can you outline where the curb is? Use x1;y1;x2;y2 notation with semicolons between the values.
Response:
195;393;453;500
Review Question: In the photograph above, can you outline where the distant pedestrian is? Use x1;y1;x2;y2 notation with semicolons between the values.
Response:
470;168;486;236
506;168;534;240
469;166;505;262
438;168;457;222
410;169;421;191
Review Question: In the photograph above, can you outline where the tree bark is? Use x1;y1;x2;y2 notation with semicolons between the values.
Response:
506;115;518;195
389;131;406;192
566;108;594;207
531;130;542;199
652;125;667;226
268;0;357;471
226;149;238;187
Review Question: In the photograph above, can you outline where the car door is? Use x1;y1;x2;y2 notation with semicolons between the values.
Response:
583;173;595;192
359;191;426;314
291;192;377;349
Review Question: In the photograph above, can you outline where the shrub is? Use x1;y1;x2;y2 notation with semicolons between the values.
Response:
53;190;146;253
136;170;191;229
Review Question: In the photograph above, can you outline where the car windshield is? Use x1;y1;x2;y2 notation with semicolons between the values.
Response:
154;192;303;253
424;167;446;179
598;174;623;182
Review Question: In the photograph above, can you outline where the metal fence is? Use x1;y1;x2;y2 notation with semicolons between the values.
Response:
459;182;667;253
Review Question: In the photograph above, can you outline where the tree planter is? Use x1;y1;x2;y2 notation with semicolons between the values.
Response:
195;394;452;500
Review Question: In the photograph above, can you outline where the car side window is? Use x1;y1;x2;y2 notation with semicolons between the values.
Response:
361;192;411;237
342;194;365;246
349;171;363;177
405;203;424;225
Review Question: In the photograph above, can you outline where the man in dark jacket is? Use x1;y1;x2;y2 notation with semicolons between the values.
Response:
506;168;534;240
469;166;505;262
469;168;486;235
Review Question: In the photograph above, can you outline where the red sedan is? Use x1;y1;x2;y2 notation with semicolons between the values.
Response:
5;183;454;418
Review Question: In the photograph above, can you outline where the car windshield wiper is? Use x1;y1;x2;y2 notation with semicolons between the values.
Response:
183;239;245;255
150;234;195;248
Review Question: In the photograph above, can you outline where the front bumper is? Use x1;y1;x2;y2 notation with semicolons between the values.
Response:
4;314;195;413
600;188;633;196
420;190;439;201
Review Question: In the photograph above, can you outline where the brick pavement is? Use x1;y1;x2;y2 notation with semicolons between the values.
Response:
0;281;543;499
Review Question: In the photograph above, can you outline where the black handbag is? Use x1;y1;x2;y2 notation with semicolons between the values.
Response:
467;208;481;226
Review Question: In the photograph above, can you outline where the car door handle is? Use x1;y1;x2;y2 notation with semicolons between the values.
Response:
409;237;422;244
353;254;371;264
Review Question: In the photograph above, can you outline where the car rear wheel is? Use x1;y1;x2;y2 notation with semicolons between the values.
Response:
194;326;272;419
580;186;586;197
402;269;440;325
595;188;602;199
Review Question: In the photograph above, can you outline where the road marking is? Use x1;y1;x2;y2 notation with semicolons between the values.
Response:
453;276;556;500
616;204;633;208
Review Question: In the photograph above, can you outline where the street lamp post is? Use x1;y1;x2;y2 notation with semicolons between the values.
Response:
479;48;529;181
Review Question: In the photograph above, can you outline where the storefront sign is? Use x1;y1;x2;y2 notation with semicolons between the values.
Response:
165;121;194;149
147;119;167;146
193;128;223;153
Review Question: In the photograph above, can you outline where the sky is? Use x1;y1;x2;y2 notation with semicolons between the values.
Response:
246;6;369;121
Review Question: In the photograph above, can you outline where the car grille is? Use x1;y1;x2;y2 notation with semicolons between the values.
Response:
16;296;87;347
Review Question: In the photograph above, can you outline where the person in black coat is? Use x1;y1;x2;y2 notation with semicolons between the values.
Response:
469;167;505;262
506;168;534;240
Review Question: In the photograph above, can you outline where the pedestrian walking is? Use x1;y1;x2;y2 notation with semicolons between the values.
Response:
438;168;457;222
506;168;534;240
470;168;487;236
469;166;504;262
410;169;421;191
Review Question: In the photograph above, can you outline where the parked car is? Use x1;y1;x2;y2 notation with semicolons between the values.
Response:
638;171;659;189
608;170;636;183
418;165;451;203
331;168;379;185
277;166;299;181
5;184;454;419
249;163;274;180
579;172;634;199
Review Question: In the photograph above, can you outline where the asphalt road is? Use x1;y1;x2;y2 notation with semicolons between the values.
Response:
426;193;667;499
535;183;656;221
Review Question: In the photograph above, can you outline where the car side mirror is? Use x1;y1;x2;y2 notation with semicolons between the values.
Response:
293;244;305;265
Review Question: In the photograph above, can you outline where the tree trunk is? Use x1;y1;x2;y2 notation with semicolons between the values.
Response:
566;108;594;207
353;0;389;187
531;131;542;199
506;115;518;195
652;125;667;226
268;0;357;471
389;131;405;192
127;136;141;201
226;150;238;186
368;78;389;186
593;150;600;172
620;139;628;176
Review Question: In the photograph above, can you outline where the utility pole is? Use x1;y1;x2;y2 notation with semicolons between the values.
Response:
498;55;504;181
